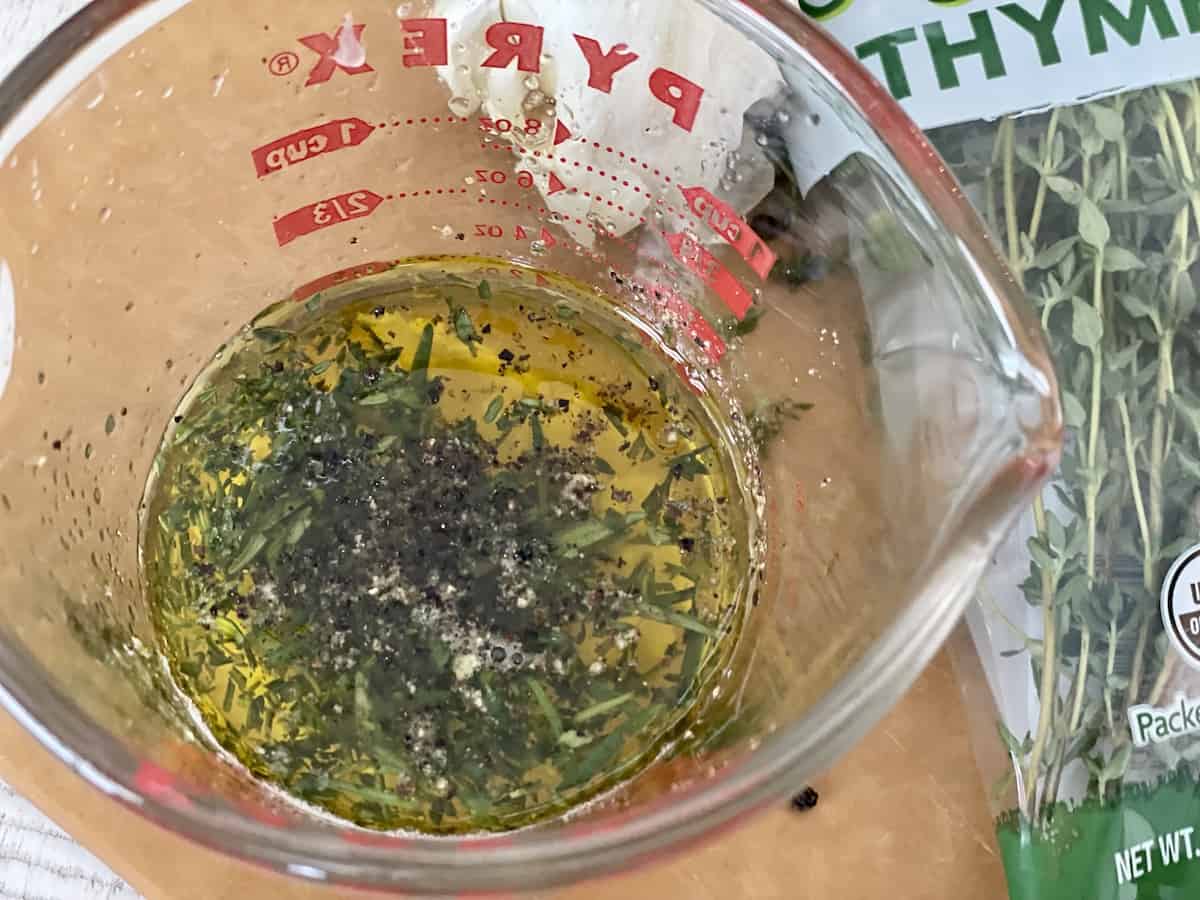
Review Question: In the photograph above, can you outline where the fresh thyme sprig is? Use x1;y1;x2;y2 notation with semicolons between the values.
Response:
935;81;1200;824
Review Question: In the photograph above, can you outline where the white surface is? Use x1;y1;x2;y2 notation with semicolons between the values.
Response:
0;0;86;80
1;7;139;899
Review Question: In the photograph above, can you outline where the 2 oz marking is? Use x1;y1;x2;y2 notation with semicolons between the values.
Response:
274;190;383;246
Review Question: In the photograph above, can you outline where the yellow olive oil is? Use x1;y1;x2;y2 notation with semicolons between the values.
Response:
142;258;752;834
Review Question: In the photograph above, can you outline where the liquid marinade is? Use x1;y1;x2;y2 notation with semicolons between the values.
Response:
143;258;754;834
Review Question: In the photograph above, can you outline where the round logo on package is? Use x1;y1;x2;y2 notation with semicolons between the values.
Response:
1161;544;1200;671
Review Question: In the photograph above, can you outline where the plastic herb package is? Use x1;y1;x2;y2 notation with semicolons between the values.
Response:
807;3;1200;897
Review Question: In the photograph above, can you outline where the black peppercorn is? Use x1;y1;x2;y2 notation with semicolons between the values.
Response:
791;787;819;812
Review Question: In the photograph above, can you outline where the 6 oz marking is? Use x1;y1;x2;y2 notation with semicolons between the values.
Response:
475;169;535;188
268;51;300;76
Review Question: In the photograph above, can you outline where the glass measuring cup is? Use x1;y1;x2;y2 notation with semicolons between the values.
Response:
0;0;1061;894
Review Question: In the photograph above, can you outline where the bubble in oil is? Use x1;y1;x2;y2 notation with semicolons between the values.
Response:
523;75;540;90
449;96;472;117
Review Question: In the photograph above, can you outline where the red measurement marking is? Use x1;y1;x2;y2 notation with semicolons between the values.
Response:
298;22;374;86
540;227;558;249
290;262;396;302
274;190;383;247
547;172;567;196
679;186;776;281
664;232;752;319
554;120;572;147
133;763;192;810
235;798;292;828
344;831;413;849
663;290;726;362
252;118;375;178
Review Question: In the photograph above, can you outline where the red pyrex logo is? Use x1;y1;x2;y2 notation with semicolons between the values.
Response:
299;21;373;86
295;18;705;133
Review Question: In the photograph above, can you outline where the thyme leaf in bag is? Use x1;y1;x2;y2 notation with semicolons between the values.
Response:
936;81;1200;830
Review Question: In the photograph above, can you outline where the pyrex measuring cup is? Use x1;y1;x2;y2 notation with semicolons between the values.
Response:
0;0;1060;894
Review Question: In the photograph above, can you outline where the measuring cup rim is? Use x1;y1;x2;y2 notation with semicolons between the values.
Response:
0;0;1061;893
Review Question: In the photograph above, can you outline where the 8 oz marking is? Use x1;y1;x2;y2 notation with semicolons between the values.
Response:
268;51;300;76
480;117;542;136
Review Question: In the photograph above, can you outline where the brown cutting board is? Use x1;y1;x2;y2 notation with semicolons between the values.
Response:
0;640;1007;899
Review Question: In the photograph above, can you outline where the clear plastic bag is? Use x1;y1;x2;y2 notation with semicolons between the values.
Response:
932;83;1200;900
